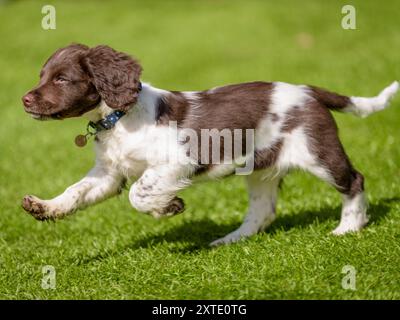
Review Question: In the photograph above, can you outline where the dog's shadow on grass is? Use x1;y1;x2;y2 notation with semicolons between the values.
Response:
79;197;396;263
128;196;396;253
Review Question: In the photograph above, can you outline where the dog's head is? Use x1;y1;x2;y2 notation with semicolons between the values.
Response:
22;44;142;120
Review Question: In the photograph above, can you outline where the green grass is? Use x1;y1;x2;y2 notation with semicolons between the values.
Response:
1;0;400;299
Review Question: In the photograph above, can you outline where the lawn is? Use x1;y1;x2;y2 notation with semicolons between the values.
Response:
0;0;399;299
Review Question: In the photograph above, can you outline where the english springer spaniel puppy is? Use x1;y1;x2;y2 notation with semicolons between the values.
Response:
21;44;399;245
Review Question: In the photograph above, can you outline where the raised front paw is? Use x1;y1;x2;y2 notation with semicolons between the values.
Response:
150;197;185;218
22;195;52;221
163;197;185;216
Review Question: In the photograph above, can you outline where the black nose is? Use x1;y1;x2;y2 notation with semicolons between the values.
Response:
22;93;34;108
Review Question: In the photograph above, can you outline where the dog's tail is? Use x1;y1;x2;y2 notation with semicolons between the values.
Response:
310;81;399;118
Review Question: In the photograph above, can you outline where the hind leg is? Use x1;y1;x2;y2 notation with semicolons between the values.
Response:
303;148;368;234
332;171;368;235
304;154;368;235
287;107;370;235
210;172;280;246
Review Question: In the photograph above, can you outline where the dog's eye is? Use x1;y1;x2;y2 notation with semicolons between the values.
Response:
54;76;69;84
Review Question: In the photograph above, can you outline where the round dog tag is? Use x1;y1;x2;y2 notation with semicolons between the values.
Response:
74;134;87;147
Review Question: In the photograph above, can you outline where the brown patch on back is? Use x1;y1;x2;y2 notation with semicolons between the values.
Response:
187;82;274;172
157;82;275;175
185;81;273;131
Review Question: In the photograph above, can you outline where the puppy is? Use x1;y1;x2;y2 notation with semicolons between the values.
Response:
21;44;399;245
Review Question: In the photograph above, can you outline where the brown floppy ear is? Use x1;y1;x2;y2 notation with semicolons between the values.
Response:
83;45;142;111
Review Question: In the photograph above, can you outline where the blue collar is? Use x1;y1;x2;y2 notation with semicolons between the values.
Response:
88;110;126;133
75;110;126;147
75;82;142;147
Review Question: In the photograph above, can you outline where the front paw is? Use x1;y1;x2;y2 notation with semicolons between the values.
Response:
164;197;185;216
149;197;185;218
22;195;51;221
159;197;185;217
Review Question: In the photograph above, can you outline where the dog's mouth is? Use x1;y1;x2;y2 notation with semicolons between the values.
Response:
24;99;100;121
26;111;62;121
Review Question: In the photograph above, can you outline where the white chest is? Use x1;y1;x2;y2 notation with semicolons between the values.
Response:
94;120;186;180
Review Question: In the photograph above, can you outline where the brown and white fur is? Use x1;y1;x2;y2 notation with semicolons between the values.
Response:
21;44;399;245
